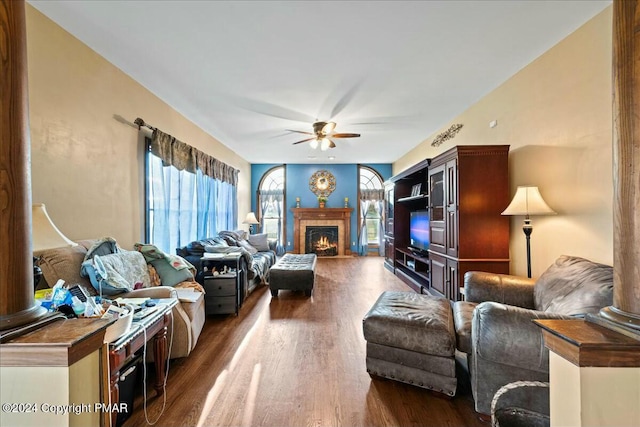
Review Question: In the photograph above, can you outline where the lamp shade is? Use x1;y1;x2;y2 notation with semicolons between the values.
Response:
502;186;556;217
242;212;260;225
32;203;77;252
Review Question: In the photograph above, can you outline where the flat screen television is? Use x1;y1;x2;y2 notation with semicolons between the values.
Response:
409;210;430;255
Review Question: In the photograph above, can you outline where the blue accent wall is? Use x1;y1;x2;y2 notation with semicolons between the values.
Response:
251;163;392;253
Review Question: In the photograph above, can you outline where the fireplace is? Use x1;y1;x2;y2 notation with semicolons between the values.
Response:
305;226;339;256
291;208;353;256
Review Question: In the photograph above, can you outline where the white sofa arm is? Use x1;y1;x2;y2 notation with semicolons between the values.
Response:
121;286;177;299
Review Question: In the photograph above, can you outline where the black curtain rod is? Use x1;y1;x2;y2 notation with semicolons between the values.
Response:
134;117;157;132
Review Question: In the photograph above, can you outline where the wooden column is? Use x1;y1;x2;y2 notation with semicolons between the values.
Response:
600;0;640;332
0;0;47;330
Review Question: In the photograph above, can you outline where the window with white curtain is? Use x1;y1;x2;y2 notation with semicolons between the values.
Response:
146;147;237;254
258;166;285;253
358;165;385;255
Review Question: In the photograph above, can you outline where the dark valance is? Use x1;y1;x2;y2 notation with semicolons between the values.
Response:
149;129;238;186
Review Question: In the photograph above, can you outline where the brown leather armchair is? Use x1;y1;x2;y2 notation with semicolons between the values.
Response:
452;255;613;415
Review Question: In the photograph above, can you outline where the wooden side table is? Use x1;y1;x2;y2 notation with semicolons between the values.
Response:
107;298;177;427
201;253;244;315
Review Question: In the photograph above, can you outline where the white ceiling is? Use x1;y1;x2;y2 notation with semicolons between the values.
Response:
29;0;611;165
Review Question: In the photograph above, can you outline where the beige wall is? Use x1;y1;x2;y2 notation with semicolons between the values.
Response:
25;5;251;250
26;4;613;273
394;7;613;277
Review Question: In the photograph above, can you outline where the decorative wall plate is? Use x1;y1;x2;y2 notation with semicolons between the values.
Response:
309;170;336;198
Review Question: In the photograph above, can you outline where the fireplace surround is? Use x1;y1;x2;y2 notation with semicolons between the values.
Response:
292;208;353;256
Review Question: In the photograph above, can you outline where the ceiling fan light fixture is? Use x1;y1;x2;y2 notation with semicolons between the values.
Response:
322;121;336;134
293;121;360;149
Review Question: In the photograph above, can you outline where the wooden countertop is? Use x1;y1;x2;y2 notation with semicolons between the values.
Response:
534;318;640;367
0;317;113;367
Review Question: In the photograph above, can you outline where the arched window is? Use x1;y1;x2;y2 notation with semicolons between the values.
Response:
358;165;385;255
258;166;285;253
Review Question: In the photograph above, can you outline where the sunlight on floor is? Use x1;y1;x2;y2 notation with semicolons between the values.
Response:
196;309;267;426
241;363;262;427
196;369;228;427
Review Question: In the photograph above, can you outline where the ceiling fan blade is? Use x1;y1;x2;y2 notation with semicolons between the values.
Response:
329;140;336;149
330;80;364;119
286;130;314;136
317;75;366;120
345;114;423;126
330;133;360;138
292;137;316;145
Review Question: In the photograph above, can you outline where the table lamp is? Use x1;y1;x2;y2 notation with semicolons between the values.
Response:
32;203;77;287
32;203;77;252
242;212;260;234
502;186;556;278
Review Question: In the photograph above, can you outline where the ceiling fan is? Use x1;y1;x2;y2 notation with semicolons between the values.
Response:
290;121;360;151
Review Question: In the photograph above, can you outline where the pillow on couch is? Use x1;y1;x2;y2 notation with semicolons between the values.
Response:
248;233;270;252
233;229;248;240
150;258;194;287
219;230;248;247
219;234;238;247
81;250;151;295
237;239;258;255
35;245;97;296
181;237;228;256
533;255;613;315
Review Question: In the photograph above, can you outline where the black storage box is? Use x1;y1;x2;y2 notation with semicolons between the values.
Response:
116;353;142;427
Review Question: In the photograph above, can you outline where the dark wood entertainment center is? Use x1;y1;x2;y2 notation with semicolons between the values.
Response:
384;145;511;301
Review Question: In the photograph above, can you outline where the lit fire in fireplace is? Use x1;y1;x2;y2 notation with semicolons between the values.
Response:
315;235;337;251
305;226;339;256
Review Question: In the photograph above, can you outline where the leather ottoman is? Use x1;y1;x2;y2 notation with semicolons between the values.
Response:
269;253;317;297
362;291;457;396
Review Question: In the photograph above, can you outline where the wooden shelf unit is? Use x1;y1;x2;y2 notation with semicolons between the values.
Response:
428;145;511;301
385;158;431;293
396;194;428;203
395;247;431;294
385;146;510;301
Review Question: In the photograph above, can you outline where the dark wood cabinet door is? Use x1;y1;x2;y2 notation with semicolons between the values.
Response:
428;163;446;254
429;252;447;297
445;259;459;301
384;236;394;265
445;159;458;258
384;182;394;236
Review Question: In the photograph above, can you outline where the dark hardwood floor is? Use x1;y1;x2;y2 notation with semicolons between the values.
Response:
124;257;485;427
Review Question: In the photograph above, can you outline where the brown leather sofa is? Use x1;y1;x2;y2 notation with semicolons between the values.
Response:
453;255;614;415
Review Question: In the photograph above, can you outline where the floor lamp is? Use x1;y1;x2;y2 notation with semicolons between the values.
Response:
502;186;556;278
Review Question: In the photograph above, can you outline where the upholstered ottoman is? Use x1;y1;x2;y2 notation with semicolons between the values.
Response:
362;291;457;396
269;253;317;297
